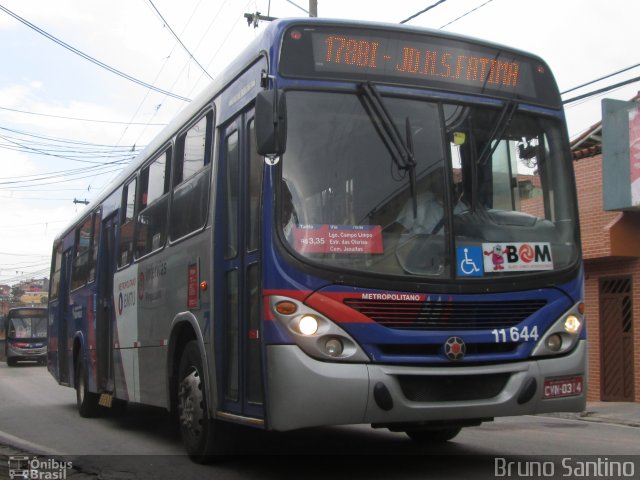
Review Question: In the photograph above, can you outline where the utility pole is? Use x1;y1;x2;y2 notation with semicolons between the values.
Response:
309;0;317;17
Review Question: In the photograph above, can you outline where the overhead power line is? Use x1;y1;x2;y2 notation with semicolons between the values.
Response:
1;267;51;284
285;0;309;15
146;0;213;81
561;62;640;95
0;105;167;126
0;152;127;181
0;4;191;102
440;0;494;29
0;220;68;228
399;0;495;29
0;167;124;190
0;143;134;165
400;0;448;24
0;125;141;150
562;75;640;105
0;125;140;166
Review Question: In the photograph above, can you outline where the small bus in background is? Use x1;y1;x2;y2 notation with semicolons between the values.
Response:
5;307;48;366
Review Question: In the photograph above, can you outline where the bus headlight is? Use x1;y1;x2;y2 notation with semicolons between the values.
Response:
298;315;319;336
546;334;562;352
269;295;370;362
324;338;344;357
532;302;584;357
564;315;581;334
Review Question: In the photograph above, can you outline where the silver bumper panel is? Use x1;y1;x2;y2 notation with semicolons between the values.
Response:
266;340;587;431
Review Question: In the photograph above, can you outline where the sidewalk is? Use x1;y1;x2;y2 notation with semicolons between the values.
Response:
542;401;640;428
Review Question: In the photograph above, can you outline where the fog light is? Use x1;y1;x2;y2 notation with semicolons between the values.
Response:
324;338;344;357
546;334;562;352
298;315;319;336
564;315;581;334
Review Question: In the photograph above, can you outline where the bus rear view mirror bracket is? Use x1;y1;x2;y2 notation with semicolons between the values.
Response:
255;89;287;159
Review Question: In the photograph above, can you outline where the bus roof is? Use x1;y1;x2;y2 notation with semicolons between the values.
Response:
7;307;47;317
54;17;557;242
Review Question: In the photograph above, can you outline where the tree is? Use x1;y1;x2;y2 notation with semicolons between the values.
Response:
11;286;25;305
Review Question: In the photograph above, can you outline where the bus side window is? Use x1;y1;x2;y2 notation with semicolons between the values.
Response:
170;111;213;241
136;150;171;257
118;178;137;267
88;211;101;283
247;119;262;252
50;242;63;300
71;215;93;290
225;130;239;259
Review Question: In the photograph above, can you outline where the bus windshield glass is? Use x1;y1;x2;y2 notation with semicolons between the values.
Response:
280;90;579;280
7;313;48;339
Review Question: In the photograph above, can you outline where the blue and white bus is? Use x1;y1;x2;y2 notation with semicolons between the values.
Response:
48;18;586;460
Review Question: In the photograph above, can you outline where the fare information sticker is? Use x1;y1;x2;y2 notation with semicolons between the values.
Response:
294;224;383;254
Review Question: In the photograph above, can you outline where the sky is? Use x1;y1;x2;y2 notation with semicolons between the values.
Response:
0;0;638;286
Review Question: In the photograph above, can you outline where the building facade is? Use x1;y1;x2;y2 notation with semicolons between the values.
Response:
572;97;640;402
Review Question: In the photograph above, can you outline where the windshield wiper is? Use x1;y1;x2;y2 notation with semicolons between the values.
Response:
360;81;418;219
476;101;518;166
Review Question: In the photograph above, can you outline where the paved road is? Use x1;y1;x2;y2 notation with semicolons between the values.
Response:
1;362;639;479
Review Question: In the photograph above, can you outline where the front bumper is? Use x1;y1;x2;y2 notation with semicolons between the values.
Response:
7;344;47;360
266;340;586;431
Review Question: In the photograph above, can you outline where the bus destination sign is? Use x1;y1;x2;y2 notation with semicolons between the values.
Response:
320;34;521;89
279;25;560;107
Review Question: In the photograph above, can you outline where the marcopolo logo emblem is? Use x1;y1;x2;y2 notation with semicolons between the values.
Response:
444;336;466;361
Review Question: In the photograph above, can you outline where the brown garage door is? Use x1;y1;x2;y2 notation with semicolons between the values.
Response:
600;277;635;401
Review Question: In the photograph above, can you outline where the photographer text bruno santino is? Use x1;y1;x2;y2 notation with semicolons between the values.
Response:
495;457;636;478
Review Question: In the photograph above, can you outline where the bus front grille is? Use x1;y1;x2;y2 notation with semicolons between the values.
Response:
343;298;547;330
398;373;511;402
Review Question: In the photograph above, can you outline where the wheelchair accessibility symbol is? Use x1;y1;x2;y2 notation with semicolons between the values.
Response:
456;247;484;277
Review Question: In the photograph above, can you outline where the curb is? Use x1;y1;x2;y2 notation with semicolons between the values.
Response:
538;411;640;428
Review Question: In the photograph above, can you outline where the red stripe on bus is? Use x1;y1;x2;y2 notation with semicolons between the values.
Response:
305;292;374;324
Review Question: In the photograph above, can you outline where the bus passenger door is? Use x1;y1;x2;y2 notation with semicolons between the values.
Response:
96;214;118;393
217;112;265;420
58;248;73;385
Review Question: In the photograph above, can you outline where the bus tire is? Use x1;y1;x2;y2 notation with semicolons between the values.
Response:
75;356;100;418
110;398;128;416
178;340;233;462
7;358;17;367
405;426;462;443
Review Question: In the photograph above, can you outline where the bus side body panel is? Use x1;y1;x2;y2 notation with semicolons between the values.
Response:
112;227;212;408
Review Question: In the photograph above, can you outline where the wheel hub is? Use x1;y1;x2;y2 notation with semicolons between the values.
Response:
178;368;204;438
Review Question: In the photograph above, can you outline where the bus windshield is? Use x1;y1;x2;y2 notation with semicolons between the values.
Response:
8;315;48;339
280;90;579;280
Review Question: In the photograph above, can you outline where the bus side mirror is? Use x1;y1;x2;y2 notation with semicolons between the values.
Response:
255;89;287;157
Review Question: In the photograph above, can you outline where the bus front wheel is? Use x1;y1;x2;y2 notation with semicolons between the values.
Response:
75;356;100;418
178;340;234;462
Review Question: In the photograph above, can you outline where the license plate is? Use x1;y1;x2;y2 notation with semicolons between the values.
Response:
543;376;583;399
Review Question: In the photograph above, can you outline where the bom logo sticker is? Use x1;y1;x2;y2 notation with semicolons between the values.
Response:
482;242;553;273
